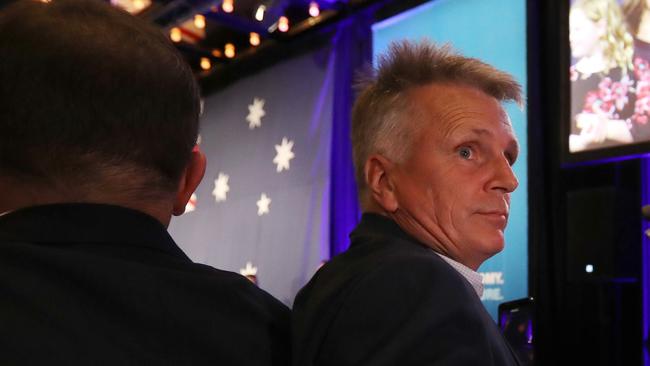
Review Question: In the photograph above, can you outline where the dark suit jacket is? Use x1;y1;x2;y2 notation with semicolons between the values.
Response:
0;204;290;365
292;213;520;366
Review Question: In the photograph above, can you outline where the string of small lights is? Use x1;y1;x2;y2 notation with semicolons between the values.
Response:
103;0;371;75
160;1;333;73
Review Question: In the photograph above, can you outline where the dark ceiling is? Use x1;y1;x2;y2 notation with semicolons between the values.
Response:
137;0;383;83
134;0;426;91
0;0;428;91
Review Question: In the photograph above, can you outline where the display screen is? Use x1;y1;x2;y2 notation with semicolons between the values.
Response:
569;0;650;156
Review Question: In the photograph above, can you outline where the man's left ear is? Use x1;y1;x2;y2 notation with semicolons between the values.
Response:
172;148;207;216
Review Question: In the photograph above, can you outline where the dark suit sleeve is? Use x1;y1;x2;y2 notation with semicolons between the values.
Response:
315;256;496;366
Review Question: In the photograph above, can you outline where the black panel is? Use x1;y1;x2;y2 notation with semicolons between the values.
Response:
529;0;645;363
566;187;617;282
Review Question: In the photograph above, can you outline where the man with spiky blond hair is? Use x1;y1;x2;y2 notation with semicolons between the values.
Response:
293;40;522;366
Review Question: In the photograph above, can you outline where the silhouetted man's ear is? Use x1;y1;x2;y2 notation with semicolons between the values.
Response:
173;148;207;216
365;154;398;213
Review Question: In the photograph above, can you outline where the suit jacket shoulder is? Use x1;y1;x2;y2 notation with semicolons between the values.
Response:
292;213;519;366
0;204;291;366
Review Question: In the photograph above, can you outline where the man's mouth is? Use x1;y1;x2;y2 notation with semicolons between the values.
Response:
476;211;509;228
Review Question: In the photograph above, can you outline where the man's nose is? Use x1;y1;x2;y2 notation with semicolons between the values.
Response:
489;156;519;193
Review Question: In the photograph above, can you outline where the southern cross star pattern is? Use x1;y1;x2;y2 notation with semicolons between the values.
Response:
201;99;292;216
212;99;289;279
195;97;296;216
169;52;334;305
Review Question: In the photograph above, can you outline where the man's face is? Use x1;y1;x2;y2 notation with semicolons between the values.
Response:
389;84;519;270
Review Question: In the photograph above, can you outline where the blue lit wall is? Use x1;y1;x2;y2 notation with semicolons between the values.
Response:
373;0;528;319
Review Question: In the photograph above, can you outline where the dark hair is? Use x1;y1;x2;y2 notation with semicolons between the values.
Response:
0;0;200;195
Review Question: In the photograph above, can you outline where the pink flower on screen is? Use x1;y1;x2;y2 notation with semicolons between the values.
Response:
633;57;650;125
581;75;633;120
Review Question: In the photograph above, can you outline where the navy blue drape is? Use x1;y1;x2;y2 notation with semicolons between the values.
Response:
329;12;372;257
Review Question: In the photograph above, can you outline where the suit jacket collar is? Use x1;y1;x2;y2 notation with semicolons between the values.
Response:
0;203;190;260
351;213;485;297
350;212;422;247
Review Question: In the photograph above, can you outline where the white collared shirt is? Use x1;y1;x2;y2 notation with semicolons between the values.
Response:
434;252;484;298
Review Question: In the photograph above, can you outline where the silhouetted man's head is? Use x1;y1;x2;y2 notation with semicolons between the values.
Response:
0;0;205;222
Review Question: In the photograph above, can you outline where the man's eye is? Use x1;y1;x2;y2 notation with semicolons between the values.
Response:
458;146;473;159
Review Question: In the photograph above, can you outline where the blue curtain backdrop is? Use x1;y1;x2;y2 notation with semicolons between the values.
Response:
329;13;370;256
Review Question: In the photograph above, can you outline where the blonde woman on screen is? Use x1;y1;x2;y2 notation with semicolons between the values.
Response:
569;0;635;152
623;0;650;140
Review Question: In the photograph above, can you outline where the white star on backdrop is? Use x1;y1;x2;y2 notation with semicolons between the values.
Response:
239;261;258;276
256;193;271;216
273;137;295;172
246;98;266;129
212;173;230;202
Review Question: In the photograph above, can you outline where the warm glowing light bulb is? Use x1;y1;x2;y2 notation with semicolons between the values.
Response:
249;32;260;46
170;27;182;42
194;14;206;29
225;43;235;58
255;5;266;21
278;16;289;32
133;0;145;11
308;2;319;17
222;0;233;13
200;57;211;70
212;49;222;58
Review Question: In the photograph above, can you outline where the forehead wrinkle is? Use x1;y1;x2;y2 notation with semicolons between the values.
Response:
411;84;513;141
446;106;514;140
439;109;487;139
469;128;492;136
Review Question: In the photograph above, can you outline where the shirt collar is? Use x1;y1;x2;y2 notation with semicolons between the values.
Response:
434;252;484;298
